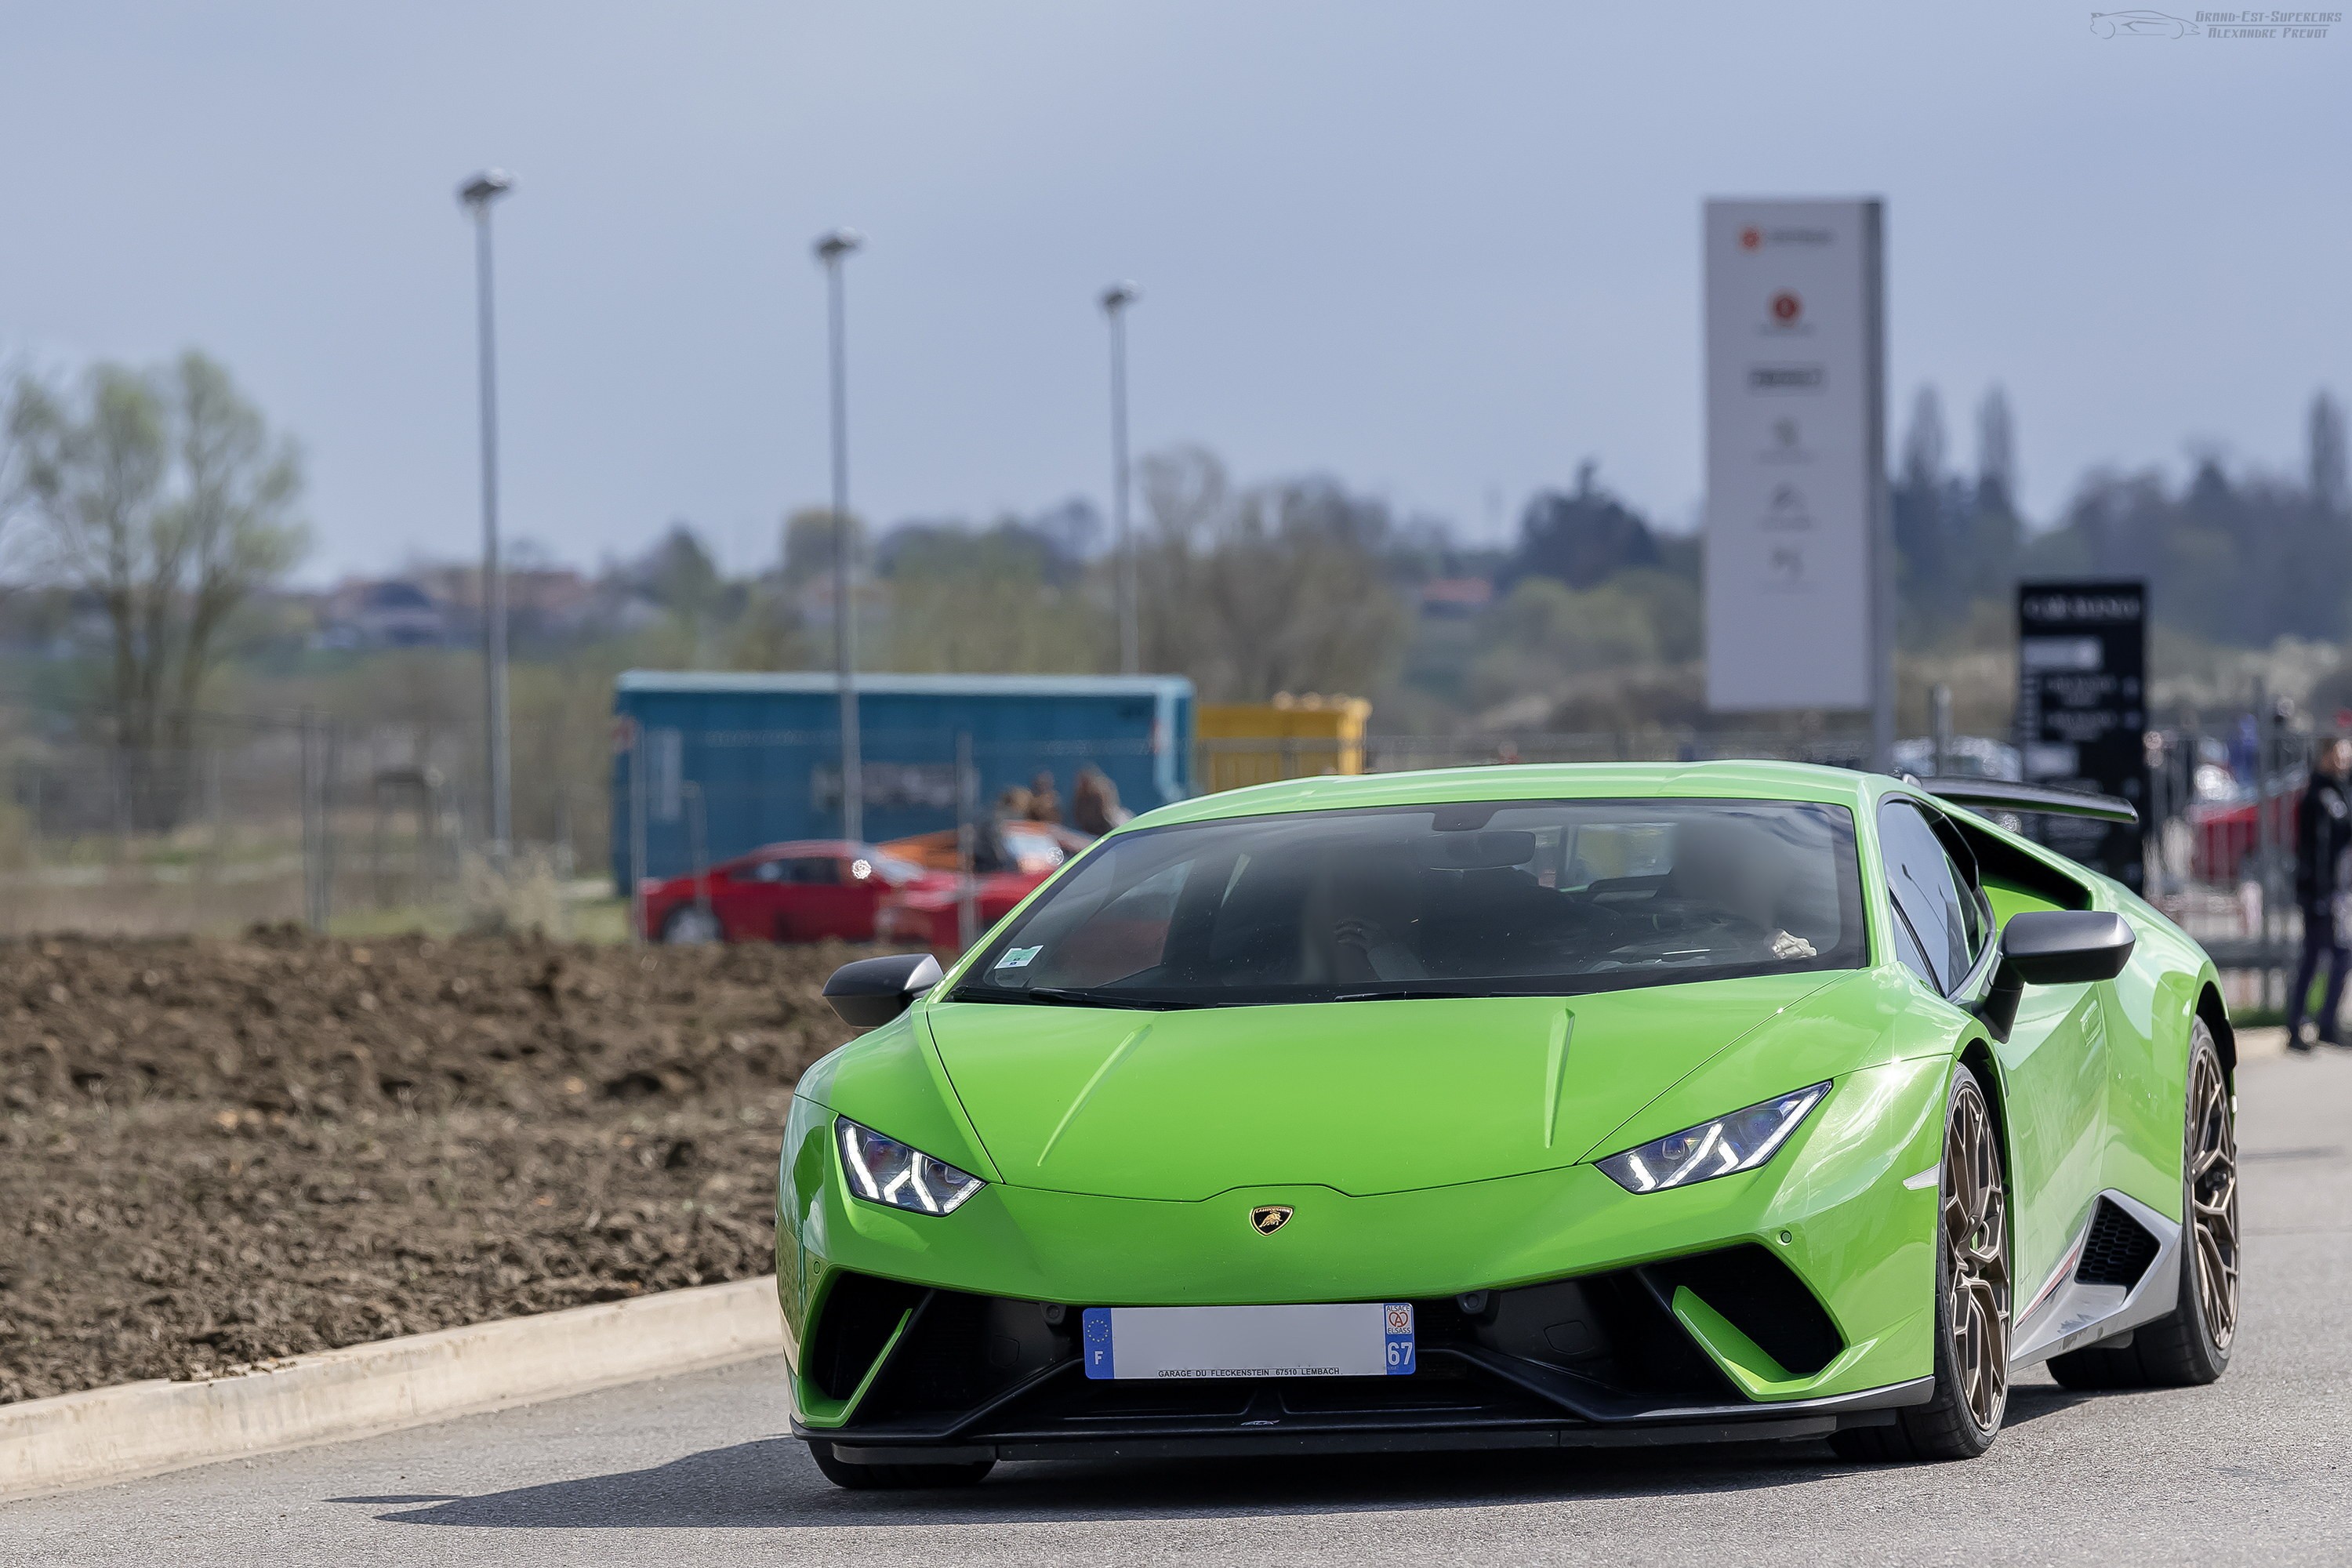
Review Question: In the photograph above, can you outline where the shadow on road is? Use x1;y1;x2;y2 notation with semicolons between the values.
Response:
1999;1383;2100;1428
336;1431;1979;1530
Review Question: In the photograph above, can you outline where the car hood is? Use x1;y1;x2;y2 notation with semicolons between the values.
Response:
922;973;1840;1200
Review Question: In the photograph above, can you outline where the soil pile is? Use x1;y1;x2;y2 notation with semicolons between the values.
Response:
1;930;868;1404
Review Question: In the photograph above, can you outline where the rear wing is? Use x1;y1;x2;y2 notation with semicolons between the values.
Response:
1908;777;2140;828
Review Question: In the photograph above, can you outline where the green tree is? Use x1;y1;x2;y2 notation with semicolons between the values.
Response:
783;506;868;585
8;350;309;827
884;519;1107;673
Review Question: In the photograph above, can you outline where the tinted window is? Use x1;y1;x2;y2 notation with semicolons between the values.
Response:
1879;800;1973;993
749;857;842;885
957;797;1866;1007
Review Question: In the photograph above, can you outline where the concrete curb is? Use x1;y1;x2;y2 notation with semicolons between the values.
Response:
1;1274;782;1501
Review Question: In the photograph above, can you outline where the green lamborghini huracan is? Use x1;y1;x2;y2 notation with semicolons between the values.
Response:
777;762;2240;1486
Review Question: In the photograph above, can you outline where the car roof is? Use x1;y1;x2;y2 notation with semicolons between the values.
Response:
1125;759;1883;832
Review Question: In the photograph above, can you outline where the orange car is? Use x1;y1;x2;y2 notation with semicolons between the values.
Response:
877;820;1094;874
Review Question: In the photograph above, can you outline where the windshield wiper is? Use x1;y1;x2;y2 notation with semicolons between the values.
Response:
1333;987;1509;1002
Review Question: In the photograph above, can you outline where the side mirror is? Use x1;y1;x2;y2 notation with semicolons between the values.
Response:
1977;910;2135;1041
823;952;944;1029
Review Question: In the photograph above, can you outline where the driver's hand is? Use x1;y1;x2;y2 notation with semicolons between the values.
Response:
1334;917;1385;953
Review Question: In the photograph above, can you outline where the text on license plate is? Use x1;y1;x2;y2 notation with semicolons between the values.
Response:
1080;1301;1414;1380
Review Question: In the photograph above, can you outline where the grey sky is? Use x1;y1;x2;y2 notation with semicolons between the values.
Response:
2;2;2343;583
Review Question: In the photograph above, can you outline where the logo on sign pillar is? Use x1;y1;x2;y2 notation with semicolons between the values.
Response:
1250;1204;1294;1235
1740;226;1762;251
1770;290;1802;325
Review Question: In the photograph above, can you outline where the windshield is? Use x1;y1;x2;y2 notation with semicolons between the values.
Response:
955;797;1865;1007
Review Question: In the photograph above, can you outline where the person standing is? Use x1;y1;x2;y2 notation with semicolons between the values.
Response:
1025;771;1063;826
1069;764;1131;837
2288;735;2352;1051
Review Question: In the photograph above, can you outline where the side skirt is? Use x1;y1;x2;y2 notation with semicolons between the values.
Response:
2008;1188;2182;1370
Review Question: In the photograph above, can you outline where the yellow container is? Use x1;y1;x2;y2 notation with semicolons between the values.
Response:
1196;695;1372;792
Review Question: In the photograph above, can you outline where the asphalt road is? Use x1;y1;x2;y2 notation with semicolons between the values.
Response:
8;1048;2350;1567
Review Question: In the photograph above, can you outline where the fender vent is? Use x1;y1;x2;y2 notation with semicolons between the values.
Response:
2074;1199;2160;1288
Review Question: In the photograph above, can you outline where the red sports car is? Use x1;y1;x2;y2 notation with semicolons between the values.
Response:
873;869;1048;953
637;840;936;945
873;820;1095;953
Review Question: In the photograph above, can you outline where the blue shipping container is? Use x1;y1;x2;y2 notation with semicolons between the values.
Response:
610;670;1194;891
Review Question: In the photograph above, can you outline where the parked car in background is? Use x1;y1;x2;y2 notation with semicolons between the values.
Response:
637;840;935;944
1889;735;2022;782
2188;782;2301;884
872;820;1098;954
879;820;1094;876
874;867;1050;954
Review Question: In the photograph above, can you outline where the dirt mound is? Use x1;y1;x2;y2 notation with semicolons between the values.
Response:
1;931;869;1404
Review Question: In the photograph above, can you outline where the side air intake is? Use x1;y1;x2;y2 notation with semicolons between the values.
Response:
2074;1197;2161;1289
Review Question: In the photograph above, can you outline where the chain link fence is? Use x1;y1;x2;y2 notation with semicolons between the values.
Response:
0;690;2326;985
0;697;603;938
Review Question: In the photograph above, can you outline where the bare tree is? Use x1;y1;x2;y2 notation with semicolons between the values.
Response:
8;350;308;828
1136;446;1410;701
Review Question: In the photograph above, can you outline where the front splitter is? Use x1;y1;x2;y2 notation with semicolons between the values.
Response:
800;1374;1933;1466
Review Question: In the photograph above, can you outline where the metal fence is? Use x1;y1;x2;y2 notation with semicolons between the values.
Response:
0;698;604;938
2140;713;2314;1005
1;688;2331;987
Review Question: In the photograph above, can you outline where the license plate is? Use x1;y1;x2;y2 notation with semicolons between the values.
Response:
1080;1301;1415;1380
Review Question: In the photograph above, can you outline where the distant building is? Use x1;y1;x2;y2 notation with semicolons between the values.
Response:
316;577;449;649
318;566;612;648
1420;577;1496;618
354;581;444;646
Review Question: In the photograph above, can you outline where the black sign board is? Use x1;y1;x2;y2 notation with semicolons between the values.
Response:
2015;580;2147;891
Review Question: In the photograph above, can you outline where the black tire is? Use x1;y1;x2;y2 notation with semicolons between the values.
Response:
1831;1065;2009;1462
807;1439;994;1490
2049;1018;2237;1390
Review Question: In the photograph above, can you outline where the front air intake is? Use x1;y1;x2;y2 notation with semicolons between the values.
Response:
1642;1243;1845;1379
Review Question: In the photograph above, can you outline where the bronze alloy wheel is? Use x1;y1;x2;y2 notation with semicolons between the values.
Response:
1831;1067;2012;1461
1942;1074;2011;1435
2186;1036;2240;1350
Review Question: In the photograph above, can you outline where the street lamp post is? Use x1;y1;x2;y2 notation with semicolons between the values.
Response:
459;169;515;862
1101;282;1140;675
815;229;864;844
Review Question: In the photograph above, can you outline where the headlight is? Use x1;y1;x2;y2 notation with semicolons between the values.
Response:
837;1117;985;1215
1597;1082;1831;1193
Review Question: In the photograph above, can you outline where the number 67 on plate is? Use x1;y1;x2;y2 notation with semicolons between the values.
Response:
1385;1302;1414;1374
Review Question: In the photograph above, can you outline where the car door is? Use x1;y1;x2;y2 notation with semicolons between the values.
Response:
775;855;864;942
1881;797;2107;1305
720;858;789;942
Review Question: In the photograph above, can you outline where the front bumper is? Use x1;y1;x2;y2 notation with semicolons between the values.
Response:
778;1055;1952;1461
789;1260;1935;1464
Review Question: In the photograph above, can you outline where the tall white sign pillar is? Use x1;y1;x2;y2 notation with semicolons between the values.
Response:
1703;198;1891;767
